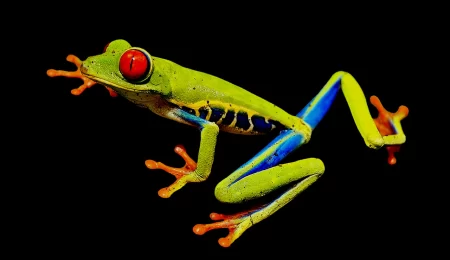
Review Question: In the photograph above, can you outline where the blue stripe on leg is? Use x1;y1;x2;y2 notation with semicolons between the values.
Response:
225;73;344;186
296;74;343;129
229;130;305;186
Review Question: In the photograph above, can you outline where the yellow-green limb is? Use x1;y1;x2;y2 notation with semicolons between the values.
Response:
199;71;408;247
205;157;324;247
216;71;406;204
146;108;219;198
298;71;405;149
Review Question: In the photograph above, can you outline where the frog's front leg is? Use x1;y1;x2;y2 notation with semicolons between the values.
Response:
47;54;118;97
145;109;219;198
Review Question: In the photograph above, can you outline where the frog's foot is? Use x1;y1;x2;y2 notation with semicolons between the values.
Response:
193;205;265;248
370;95;409;165
145;145;200;198
47;54;117;97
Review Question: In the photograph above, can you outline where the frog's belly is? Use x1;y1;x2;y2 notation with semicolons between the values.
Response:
120;91;290;135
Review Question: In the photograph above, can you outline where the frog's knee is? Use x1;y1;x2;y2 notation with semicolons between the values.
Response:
214;181;239;204
332;71;349;78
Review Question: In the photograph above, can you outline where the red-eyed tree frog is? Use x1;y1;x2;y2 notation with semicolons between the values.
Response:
47;39;409;247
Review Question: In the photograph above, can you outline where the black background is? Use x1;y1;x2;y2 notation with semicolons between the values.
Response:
22;28;416;257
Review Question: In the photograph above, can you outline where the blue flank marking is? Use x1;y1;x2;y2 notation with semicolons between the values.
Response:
222;110;235;125
229;130;305;186
209;108;224;122
236;112;251;130
296;76;342;130
252;115;272;133
199;107;208;119
181;106;195;115
174;109;209;127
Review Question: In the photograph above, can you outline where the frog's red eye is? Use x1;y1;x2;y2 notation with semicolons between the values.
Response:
119;49;151;81
103;42;110;53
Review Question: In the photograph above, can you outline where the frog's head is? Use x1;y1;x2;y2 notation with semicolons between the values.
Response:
80;39;170;97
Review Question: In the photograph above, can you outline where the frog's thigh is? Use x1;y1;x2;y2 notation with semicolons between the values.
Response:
215;158;325;204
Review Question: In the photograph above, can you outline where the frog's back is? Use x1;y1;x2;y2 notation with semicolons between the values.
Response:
166;60;305;135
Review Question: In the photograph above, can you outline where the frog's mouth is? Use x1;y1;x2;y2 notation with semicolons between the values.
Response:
80;63;141;92
82;72;150;94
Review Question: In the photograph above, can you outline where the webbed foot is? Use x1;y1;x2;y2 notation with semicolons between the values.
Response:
145;145;202;198
47;54;117;97
193;205;265;247
370;95;409;165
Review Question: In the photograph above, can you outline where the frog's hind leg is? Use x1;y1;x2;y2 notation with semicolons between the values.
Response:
194;154;324;247
192;73;344;247
193;71;409;247
193;129;319;247
298;71;409;161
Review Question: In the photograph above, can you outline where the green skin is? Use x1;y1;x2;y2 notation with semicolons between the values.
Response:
80;39;314;198
49;39;407;247
83;40;306;134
